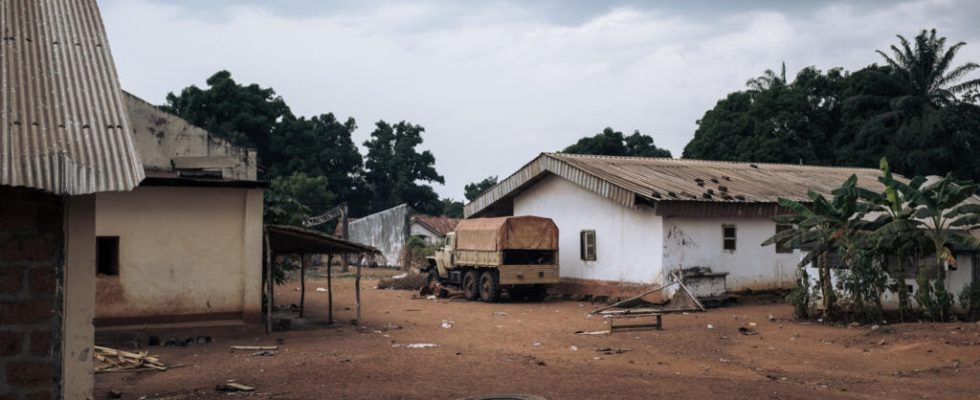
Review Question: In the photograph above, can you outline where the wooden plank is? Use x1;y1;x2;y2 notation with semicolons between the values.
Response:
230;345;279;351
355;254;363;324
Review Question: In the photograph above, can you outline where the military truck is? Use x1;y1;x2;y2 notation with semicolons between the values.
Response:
423;216;559;302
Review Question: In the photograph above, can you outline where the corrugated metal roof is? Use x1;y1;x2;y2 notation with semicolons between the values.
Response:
464;153;889;218
1;0;143;195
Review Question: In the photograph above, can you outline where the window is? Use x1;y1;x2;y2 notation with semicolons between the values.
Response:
722;225;736;251
580;230;596;261
96;236;119;276
775;224;794;254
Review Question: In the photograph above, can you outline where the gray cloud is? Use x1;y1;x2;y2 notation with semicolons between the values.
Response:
99;0;980;200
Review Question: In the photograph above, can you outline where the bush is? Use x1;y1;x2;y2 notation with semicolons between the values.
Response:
959;282;980;321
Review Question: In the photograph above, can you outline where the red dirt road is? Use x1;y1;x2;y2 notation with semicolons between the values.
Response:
96;271;980;400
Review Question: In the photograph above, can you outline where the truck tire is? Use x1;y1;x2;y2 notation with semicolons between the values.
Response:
479;270;500;302
462;270;480;301
426;269;447;298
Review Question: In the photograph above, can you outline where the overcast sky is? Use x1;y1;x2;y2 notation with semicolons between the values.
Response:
99;0;980;200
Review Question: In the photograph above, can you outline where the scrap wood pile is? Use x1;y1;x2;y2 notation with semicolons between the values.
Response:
94;346;166;373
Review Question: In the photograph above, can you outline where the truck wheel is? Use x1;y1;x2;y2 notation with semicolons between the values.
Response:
479;270;500;302
462;270;480;301
426;269;447;298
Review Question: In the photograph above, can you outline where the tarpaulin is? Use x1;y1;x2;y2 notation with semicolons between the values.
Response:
455;216;558;251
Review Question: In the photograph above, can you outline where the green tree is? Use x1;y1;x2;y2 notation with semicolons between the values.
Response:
269;112;369;215
876;29;980;108
363;120;445;214
563;128;671;158
264;172;334;228
163;70;289;171
464;176;498;202
763;175;876;318
441;198;464;218
683;65;844;164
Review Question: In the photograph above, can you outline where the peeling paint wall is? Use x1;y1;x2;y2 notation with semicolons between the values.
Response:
124;92;257;181
94;187;264;324
348;205;411;267
513;175;664;285
662;217;799;291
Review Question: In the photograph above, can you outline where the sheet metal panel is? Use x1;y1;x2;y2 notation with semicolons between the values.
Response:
465;153;889;218
1;0;143;194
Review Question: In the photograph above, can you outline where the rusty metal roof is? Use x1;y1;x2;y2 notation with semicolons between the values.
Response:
1;0;144;195
266;224;381;255
464;153;889;218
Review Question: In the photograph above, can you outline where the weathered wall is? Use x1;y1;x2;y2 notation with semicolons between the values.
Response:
0;186;64;400
513;175;664;288
124;92;257;181
808;254;977;311
662;217;798;291
63;195;96;400
348;204;411;267
94;186;264;324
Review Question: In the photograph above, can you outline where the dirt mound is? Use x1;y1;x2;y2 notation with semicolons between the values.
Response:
377;273;427;290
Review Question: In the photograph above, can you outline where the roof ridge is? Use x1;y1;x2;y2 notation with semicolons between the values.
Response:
545;152;881;172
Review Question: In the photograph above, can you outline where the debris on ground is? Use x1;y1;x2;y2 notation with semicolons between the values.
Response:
493;311;508;317
707;324;714;330
595;347;629;354
574;330;611;335
251;351;276;356
315;287;328;292
441;320;454;328
570;346;578;352
738;327;759;336
230;345;279;351
106;389;122;399
216;381;254;392
382;323;402;331
404;343;438;349
378;273;427;290
94;346;166;373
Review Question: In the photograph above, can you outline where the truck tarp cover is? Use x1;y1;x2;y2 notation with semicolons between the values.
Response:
455;216;558;251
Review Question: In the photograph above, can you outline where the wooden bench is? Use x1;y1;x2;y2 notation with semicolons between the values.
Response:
600;309;663;332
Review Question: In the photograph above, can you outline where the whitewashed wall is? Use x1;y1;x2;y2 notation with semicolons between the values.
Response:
513;175;663;284
410;223;441;244
662;217;799;291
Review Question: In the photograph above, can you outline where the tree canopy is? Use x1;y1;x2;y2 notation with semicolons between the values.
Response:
164;71;452;222
464;176;498;202
683;29;980;183
563;127;672;158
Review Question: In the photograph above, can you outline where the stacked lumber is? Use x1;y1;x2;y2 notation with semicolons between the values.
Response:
94;346;166;373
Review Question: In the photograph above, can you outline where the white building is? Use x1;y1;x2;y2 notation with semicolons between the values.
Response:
464;153;894;300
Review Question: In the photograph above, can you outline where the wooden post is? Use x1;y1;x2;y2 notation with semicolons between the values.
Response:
327;253;334;324
341;206;350;273
354;254;363;324
264;232;273;334
299;253;306;318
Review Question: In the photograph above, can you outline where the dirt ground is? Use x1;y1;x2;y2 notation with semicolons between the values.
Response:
96;268;980;400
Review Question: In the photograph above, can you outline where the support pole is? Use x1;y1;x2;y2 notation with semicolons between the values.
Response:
354;254;363;324
327;253;334;324
300;253;306;318
341;205;350;273
264;232;273;334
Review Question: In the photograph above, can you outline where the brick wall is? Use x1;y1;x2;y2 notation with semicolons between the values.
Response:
0;186;64;400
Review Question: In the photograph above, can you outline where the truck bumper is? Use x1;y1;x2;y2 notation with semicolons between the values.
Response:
498;264;560;285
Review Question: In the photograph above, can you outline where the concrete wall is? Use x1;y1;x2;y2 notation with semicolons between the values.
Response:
124;92;257;181
662;217;799;291
0;186;65;400
64;195;96;400
94;186;264;324
348;204;411;267
513;175;664;287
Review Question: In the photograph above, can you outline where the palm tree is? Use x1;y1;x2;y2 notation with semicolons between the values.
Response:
876;29;980;108
746;62;788;92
